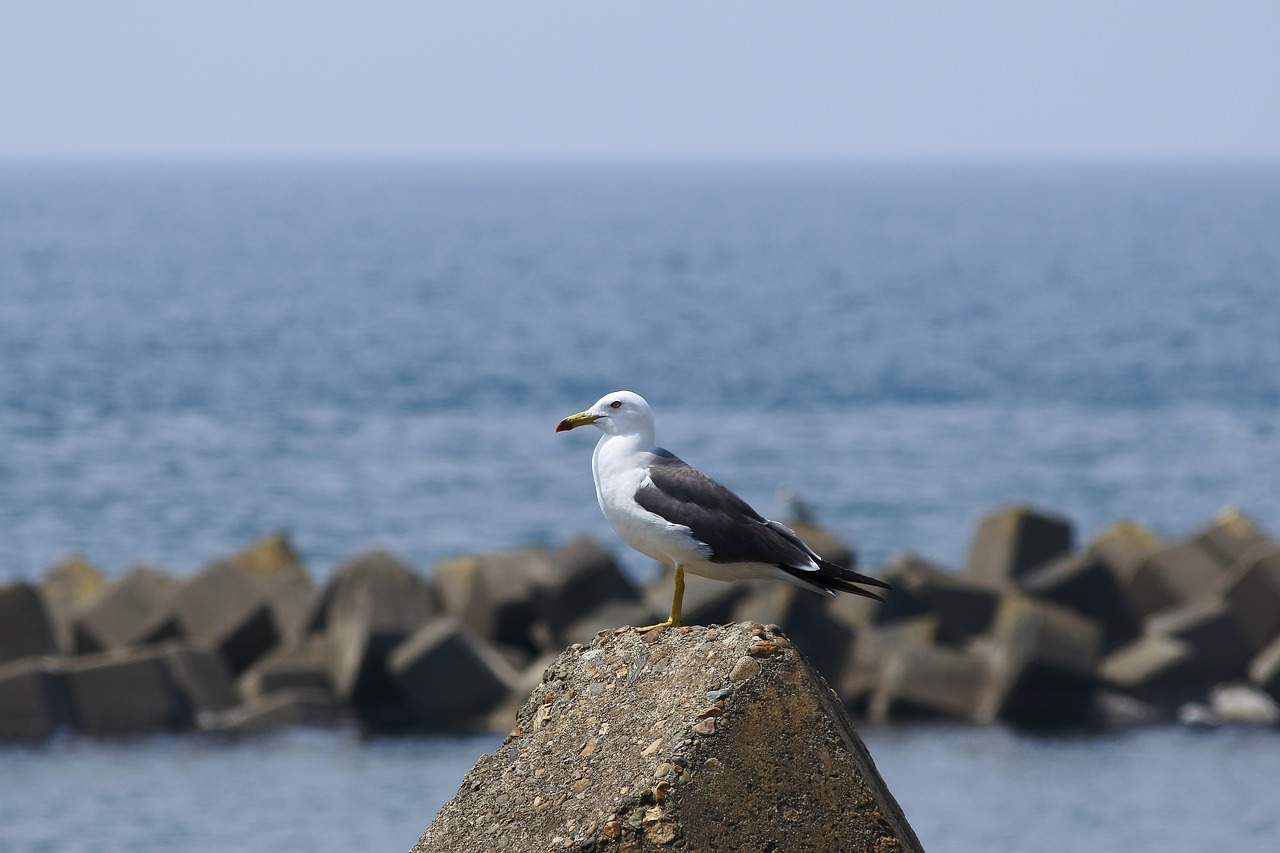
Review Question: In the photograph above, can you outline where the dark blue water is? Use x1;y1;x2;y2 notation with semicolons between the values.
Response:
1;162;1277;582
2;162;1278;851
2;725;1277;852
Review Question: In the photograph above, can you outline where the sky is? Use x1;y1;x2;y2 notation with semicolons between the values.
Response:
2;1;1279;162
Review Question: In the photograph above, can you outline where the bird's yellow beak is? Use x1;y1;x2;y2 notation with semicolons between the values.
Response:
555;411;600;432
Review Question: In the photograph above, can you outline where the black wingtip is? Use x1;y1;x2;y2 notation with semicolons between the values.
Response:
823;577;890;601
786;559;893;600
819;559;893;591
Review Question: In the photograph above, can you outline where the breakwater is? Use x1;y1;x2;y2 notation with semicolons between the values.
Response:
2;505;1278;739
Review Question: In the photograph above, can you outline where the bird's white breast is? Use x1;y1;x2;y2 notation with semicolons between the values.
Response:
591;434;711;565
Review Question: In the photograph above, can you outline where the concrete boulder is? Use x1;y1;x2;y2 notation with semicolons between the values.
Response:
413;622;922;852
784;517;857;566
645;569;750;629
554;599;664;648
72;566;181;654
869;644;991;725
162;643;239;720
321;549;436;723
838;617;939;713
1248;634;1280;703
63;648;189;734
1020;551;1143;653
1215;544;1280;653
0;658;74;739
730;582;855;679
1087;519;1164;583
237;635;339;701
1124;540;1227;617
1207;682;1280;725
223;532;317;645
38;555;107;653
827;576;884;629
0;583;59;664
538;536;643;642
432;548;549;657
387;617;518;728
976;594;1103;727
169;561;281;675
965;504;1073;588
1146;599;1255;683
876;553;999;645
1093;689;1162;730
1099;634;1201;706
1191;507;1273;568
209;688;342;734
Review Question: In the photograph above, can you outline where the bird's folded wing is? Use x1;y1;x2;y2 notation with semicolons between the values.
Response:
636;451;816;569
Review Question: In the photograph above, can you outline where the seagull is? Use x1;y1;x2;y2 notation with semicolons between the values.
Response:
556;390;890;631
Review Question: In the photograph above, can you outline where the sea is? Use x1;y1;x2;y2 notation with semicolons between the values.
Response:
1;161;1278;852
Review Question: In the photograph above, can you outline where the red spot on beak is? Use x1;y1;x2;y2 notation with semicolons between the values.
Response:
555;418;575;432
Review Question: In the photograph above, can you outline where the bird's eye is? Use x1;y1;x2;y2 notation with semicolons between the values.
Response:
610;400;622;409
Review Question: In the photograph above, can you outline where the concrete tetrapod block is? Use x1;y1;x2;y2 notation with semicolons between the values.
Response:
1020;551;1143;653
431;548;545;655
63;648;189;734
1207;682;1280;725
869;644;992;725
1190;507;1274;568
313;548;436;630
1146;598;1255;683
869;556;939;626
965;504;1074;588
977;594;1103;727
1216;544;1280;652
1087;519;1164;584
730;582;855;680
1099;634;1202;706
222;532;317;645
555;599;664;649
387;617;519;728
1125;540;1227;617
209;688;342;734
0;658;74;739
1247;634;1280;703
237;636;339;701
170;561;280;675
875;553;999;645
38;554;107;654
645;569;750;629
413;622;923;853
827;576;884;629
72;566;181;654
321;549;436;723
839;617;939;713
538;536;643;641
783;517;857;567
162;643;239;719
0;583;59;665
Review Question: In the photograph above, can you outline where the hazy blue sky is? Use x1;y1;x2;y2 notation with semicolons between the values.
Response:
3;1;1278;161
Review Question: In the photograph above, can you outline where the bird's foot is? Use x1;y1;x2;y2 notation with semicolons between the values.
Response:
633;618;679;633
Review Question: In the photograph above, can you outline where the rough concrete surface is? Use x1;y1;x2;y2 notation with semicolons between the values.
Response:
413;621;922;853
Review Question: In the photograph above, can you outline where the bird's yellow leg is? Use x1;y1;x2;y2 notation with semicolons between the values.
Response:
635;566;684;632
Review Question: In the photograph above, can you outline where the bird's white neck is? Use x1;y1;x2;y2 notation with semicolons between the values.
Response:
594;428;653;458
590;431;656;529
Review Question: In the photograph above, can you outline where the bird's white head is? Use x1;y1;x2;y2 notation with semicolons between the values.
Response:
555;390;655;438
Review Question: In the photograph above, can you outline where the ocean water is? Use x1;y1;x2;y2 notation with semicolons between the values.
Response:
1;725;1277;852
1;161;1279;851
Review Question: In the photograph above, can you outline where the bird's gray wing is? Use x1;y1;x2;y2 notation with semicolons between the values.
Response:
634;450;816;568
636;449;891;601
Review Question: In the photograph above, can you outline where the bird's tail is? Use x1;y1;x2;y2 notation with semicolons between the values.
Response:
794;558;892;601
